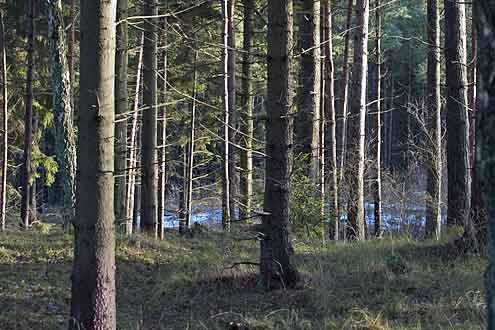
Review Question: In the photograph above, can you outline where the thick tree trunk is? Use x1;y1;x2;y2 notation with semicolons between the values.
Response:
158;18;168;240
372;0;382;238
141;0;158;237
322;0;338;240
477;2;495;327
69;0;117;329
115;0;128;231
239;0;253;221
21;0;35;229
296;0;321;179
222;0;231;231
444;0;471;231
261;0;299;289
0;10;7;232
345;0;369;241
125;34;144;234
48;0;77;227
425;0;442;240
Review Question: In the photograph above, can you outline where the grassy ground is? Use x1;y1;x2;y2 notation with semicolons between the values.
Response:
0;221;486;330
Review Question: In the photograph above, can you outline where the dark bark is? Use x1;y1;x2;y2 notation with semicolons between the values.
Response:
21;0;35;229
115;0;128;231
345;0;369;241
444;0;471;230
477;2;495;327
141;0;158;237
239;0;253;221
296;0;321;179
425;0;442;239
48;0;77;226
0;10;7;232
158;18;168;240
372;0;382;238
261;0;299;289
69;0;117;328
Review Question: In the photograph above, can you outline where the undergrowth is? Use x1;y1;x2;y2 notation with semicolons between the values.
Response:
0;219;486;330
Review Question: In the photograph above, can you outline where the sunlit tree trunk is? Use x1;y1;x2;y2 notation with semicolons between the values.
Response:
239;0;253;221
346;0;369;241
69;0;117;328
322;0;338;240
425;0;442;240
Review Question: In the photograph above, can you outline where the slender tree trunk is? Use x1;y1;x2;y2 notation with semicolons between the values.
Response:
444;0;471;230
239;0;253;221
477;3;495;327
296;0;321;179
227;0;237;222
425;0;442;240
157;18;168;240
322;0;338;240
21;0;35;229
115;0;128;230
261;0;299;289
0;10;7;232
141;0;158;237
179;146;187;233
185;51;198;229
346;0;369;241
125;34;144;234
68;0;75;111
338;0;353;184
372;0;382;238
70;0;117;328
222;0;231;231
48;0;77;227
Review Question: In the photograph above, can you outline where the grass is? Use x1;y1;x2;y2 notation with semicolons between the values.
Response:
0;220;486;330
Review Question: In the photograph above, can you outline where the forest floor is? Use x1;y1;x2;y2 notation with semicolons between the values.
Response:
0;218;486;330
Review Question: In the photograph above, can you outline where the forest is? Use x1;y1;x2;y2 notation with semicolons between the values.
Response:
0;0;495;329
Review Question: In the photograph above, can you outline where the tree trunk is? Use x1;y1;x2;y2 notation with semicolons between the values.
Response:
477;3;495;327
239;0;253;222
296;0;321;179
185;52;198;229
222;0;231;231
158;18;168;240
70;0;117;328
21;0;35;229
48;0;77;227
372;0;382;238
0;10;7;232
141;0;158;237
425;0;442;240
322;0;338;240
261;0;299;289
115;0;128;231
125;33;144;234
67;0;75;111
346;0;369;241
338;0;353;185
444;0;471;231
227;0;237;223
